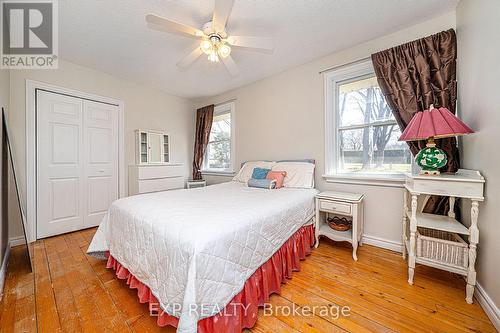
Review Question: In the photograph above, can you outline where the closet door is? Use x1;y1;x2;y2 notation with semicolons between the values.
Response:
83;100;119;228
37;91;119;238
37;91;85;238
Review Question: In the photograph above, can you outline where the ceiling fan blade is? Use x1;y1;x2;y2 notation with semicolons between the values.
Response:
212;0;234;32
226;36;274;53
146;14;204;38
177;47;204;69
221;55;239;76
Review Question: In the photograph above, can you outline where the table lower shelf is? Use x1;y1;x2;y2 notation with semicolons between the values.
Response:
404;238;468;276
319;224;353;243
405;210;469;235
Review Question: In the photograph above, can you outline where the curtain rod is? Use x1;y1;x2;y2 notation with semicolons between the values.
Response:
318;56;371;74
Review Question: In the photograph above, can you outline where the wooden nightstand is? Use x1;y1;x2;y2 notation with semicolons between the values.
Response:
315;191;364;261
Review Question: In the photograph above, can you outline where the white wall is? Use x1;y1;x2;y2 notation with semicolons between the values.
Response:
196;12;456;248
7;60;195;239
457;0;500;321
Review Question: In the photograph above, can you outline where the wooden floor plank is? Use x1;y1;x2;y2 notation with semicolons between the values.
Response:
0;228;495;333
267;295;347;333
244;309;300;333
33;241;62;332
62;233;133;332
299;256;493;332
44;237;84;332
0;246;36;332
278;279;395;333
318;241;492;322
295;269;482;333
288;273;427;333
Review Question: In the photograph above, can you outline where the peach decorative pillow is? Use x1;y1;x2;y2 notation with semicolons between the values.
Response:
266;171;287;188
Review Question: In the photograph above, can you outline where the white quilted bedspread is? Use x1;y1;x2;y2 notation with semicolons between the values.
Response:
87;181;317;332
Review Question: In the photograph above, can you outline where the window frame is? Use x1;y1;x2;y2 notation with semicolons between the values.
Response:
201;101;236;175
324;59;411;185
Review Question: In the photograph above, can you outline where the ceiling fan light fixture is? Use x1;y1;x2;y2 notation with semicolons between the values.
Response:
218;44;231;58
200;40;212;55
209;34;221;45
200;35;228;62
146;0;274;76
208;52;219;62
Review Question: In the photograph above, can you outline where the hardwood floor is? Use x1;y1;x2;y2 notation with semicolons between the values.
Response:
0;228;495;332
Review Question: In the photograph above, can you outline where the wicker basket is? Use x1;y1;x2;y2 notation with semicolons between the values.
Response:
416;227;469;269
326;215;352;231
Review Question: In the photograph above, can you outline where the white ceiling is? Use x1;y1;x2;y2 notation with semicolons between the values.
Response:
59;0;458;98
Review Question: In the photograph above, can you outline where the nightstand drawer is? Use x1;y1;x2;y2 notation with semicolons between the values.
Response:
319;200;351;215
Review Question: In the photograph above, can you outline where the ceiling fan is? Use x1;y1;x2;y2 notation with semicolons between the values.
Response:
145;0;274;76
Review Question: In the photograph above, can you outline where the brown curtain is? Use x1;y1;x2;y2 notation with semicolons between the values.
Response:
192;105;214;180
371;29;459;215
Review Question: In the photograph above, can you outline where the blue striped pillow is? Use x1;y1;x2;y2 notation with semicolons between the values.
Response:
248;178;277;189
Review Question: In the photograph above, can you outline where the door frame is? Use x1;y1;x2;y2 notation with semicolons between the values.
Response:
26;79;125;242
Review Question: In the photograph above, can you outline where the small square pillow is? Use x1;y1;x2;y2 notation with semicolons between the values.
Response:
251;167;271;179
266;171;286;189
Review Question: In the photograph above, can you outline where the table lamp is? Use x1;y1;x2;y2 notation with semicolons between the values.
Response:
399;105;474;175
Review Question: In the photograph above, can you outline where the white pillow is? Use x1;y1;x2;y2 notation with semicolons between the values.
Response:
232;161;276;183
271;162;315;188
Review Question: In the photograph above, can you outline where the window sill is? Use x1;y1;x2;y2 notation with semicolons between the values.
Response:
322;173;406;188
201;170;235;177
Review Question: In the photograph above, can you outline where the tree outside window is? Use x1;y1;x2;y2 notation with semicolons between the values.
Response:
206;112;231;169
203;102;234;173
337;76;411;174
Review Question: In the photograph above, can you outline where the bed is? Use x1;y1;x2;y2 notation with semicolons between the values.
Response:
87;161;317;333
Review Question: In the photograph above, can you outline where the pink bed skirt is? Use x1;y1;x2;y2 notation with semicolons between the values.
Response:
106;224;315;333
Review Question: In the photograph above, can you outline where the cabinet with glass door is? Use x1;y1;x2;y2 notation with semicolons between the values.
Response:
135;130;170;164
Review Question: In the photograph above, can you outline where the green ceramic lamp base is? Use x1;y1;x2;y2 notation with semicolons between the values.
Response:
415;137;448;175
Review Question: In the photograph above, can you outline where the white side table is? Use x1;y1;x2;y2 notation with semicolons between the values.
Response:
315;191;364;261
403;169;485;304
187;179;207;189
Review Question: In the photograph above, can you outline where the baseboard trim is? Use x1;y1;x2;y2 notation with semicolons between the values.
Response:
9;236;26;248
0;244;11;301
362;234;402;253
475;282;500;331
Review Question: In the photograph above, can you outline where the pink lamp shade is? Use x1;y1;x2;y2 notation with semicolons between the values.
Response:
399;105;474;141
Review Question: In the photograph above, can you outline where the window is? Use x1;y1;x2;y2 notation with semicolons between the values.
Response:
325;60;412;181
202;102;235;173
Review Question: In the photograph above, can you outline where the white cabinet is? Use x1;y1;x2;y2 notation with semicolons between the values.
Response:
136;130;170;164
130;129;184;195
128;164;184;195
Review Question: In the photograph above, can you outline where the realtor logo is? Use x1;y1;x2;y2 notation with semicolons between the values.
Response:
1;0;58;68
